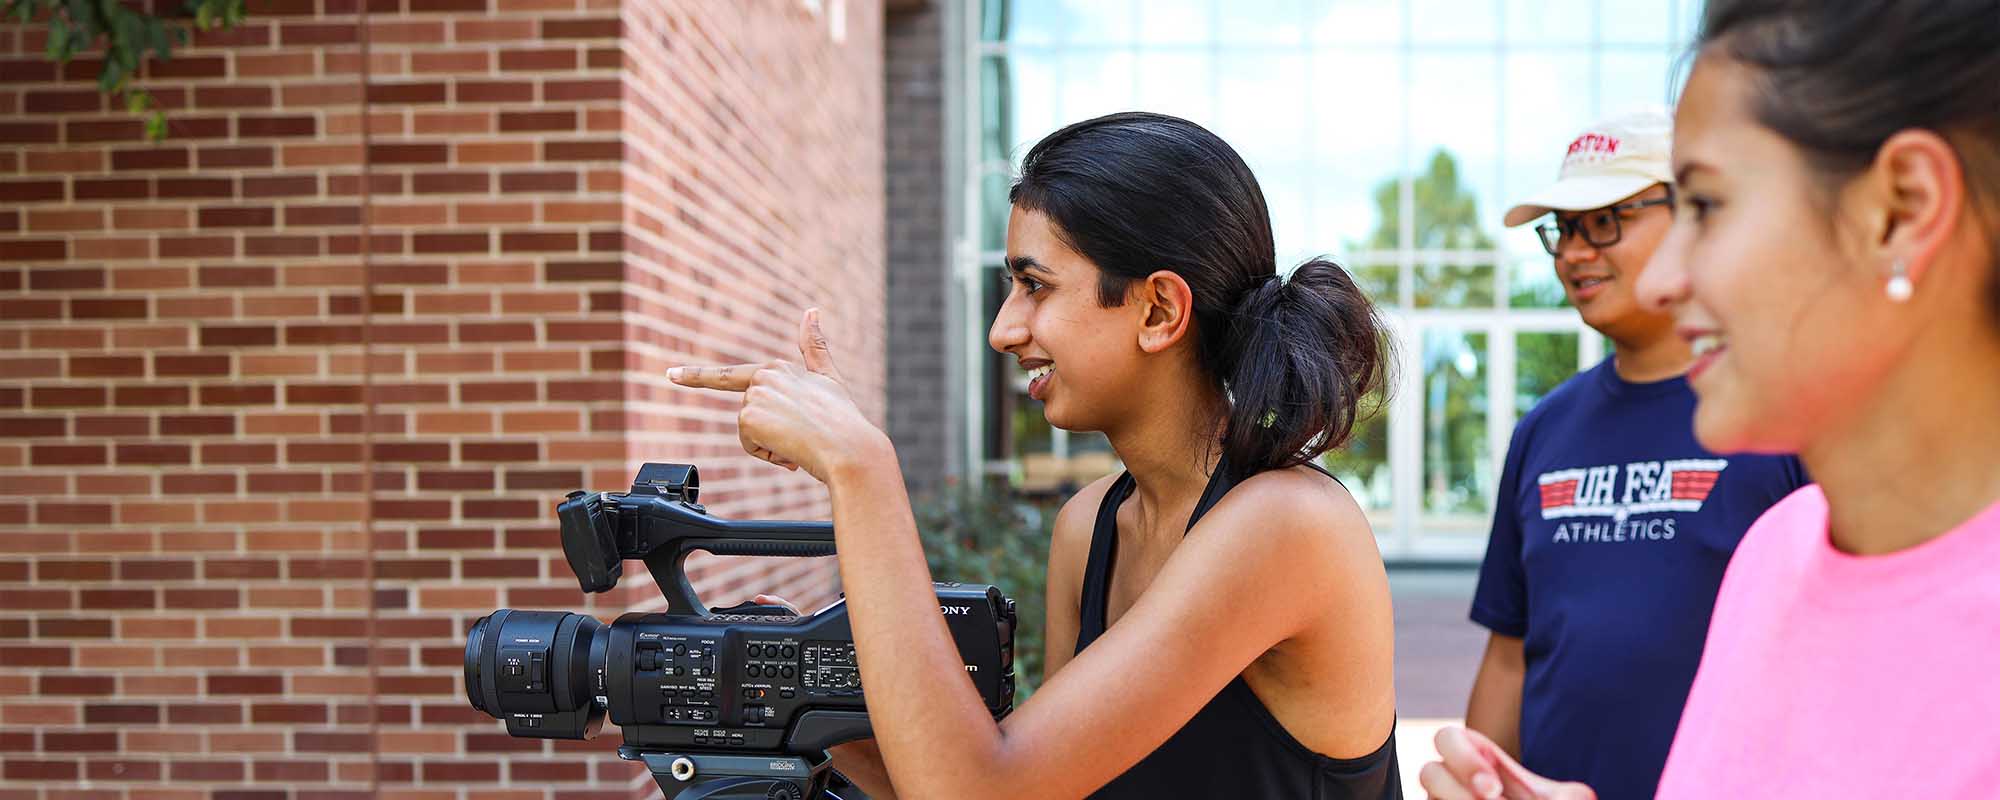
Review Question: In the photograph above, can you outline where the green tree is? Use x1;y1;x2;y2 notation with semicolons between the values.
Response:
7;0;246;140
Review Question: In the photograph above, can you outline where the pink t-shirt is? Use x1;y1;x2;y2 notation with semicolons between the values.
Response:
1657;485;2000;798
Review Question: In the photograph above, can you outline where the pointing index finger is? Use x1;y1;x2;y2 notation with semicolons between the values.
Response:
667;364;759;391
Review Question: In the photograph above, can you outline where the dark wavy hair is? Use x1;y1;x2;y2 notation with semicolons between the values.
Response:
1698;0;2000;317
1009;112;1391;475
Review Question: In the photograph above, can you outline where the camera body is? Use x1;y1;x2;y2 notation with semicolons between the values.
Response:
462;463;1017;799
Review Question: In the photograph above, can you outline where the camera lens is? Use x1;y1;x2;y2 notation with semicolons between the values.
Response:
463;609;606;739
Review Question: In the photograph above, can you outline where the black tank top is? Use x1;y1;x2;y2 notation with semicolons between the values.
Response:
1075;460;1402;799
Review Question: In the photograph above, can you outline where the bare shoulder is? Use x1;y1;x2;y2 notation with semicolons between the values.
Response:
1204;466;1379;563
1049;472;1121;564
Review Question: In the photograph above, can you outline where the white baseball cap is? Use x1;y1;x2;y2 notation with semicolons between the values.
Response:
1503;108;1675;228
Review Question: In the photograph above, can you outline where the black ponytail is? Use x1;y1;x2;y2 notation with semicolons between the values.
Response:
1012;112;1392;475
1222;259;1390;474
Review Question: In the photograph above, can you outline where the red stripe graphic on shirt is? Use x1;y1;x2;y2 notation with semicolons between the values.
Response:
1670;469;1720;502
1539;479;1579;510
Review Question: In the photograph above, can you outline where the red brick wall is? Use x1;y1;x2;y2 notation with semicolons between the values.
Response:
0;0;884;797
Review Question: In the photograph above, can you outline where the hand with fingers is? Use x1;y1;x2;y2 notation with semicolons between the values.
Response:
667;309;891;483
1420;727;1596;800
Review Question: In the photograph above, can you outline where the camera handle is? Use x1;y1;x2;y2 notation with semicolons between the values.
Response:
559;463;839;616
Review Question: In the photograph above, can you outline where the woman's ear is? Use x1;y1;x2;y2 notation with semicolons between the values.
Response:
1870;128;1967;288
1136;270;1195;354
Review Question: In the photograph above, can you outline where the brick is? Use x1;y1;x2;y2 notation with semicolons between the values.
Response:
41;675;115;695
66;118;145;142
112;147;192;171
368;82;449;104
199;385;277;406
208;675;284;695
120;559;197;581
544;79;620;101
75;415;149;437
500;110;576;132
162;474;238;495
455;81;535;103
196;86;276;108
398;174;485;200
0;239;65;261
35;503;112;525
545;139;621;161
543;17;620;38
244;175;319;197
70;298;149;319
198;145;276;169
0;417;66;437
73;178;149;200
201;325;278;348
78;590;154;610
32;445;106;466
70;356;145;377
113;385;191;406
502;170;579;193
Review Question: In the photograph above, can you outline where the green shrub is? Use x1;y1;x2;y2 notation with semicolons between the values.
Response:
913;479;1058;699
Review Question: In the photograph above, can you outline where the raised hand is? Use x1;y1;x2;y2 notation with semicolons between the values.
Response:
667;309;888;483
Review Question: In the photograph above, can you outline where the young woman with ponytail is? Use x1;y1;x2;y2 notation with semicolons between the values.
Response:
670;111;1402;798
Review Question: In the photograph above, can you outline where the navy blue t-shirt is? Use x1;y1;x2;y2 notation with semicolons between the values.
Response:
1471;358;1807;800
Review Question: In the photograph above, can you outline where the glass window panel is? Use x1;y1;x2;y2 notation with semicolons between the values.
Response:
1599;0;1674;46
1412;0;1499;44
1137;0;1214;47
1215;54;1309;167
1415;262;1496;308
980;55;1014;164
981;0;1008;42
1349;262;1402;308
1325;396;1392;512
1053;0;1139;45
1057;51;1139;129
1219;0;1309;45
1422;328;1492;515
996;0;1060;46
981;167;1013;253
1411;53;1502;254
1308;0;1406;46
983;265;1017;458
1500;51;1594;264
1134;50;1216;132
1508;255;1568;308
1216;54;1309;265
1678;0;1707;46
1009;53;1062;160
1503;0;1594;45
1309;50;1406;252
1515;330;1580;414
1597;49;1676;114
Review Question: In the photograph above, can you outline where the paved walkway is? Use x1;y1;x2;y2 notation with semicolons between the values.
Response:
1388;568;1486;798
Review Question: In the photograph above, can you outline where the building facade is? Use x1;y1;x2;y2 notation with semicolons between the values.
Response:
1;1;883;796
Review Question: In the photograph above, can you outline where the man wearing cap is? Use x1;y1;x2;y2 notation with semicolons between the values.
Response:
1463;109;1808;800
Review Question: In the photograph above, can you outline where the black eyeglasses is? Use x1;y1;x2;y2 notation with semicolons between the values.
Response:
1534;187;1676;256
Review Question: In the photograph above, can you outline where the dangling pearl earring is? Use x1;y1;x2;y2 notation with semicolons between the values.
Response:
1886;259;1913;303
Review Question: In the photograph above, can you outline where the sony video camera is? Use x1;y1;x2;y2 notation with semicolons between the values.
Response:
462;463;1018;800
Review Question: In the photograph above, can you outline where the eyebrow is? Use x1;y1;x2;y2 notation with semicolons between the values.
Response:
1004;255;1052;277
1674;161;1714;185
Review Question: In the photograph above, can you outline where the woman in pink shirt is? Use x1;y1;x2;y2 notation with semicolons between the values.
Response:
1420;1;2000;798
